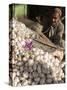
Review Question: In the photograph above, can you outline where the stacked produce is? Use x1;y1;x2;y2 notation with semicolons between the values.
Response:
9;18;65;86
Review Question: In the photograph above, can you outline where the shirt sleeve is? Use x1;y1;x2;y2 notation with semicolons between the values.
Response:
55;22;64;47
56;22;64;38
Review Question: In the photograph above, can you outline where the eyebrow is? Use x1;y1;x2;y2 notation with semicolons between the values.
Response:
52;16;58;19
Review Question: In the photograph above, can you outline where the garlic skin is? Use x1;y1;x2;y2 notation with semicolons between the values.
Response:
28;59;34;66
23;72;29;79
23;57;27;62
40;78;46;84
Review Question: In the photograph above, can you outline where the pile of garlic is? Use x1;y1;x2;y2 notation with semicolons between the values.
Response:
9;18;65;86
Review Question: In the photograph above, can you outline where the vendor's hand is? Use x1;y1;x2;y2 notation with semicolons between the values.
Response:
52;50;64;61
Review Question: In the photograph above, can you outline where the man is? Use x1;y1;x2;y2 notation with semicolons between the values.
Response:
44;8;64;48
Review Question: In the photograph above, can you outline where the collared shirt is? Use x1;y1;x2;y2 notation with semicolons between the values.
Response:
46;20;64;47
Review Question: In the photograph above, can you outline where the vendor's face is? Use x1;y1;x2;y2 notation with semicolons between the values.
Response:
52;13;60;26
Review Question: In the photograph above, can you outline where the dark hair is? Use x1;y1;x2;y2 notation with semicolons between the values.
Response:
54;8;62;17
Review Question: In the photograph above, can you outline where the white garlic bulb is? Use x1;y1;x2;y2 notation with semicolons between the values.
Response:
40;78;45;84
28;59;34;66
9;19;65;86
23;72;29;79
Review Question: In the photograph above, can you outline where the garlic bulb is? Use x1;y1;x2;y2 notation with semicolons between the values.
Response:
9;19;65;86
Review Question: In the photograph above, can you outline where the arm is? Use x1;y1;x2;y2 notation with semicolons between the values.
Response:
55;22;64;47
